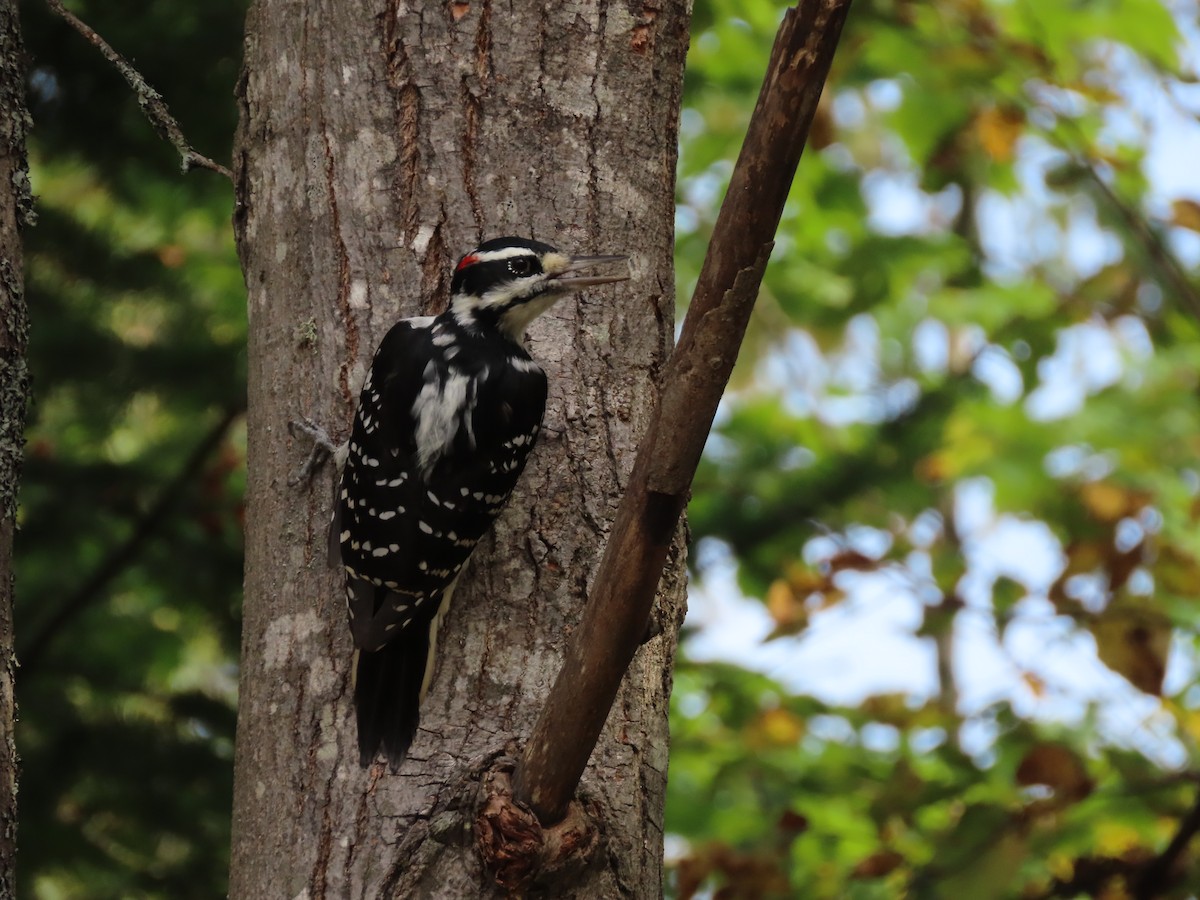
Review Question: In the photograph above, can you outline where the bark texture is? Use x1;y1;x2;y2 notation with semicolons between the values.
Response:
0;0;29;893
230;1;689;897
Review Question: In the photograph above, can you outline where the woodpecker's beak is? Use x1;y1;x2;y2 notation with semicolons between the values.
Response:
549;255;630;289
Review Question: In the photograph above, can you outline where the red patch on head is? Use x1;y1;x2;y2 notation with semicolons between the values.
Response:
456;253;479;272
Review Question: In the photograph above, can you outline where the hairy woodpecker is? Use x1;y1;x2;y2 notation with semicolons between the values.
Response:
332;236;628;768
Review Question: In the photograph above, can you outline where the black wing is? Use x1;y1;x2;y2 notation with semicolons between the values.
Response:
332;316;548;652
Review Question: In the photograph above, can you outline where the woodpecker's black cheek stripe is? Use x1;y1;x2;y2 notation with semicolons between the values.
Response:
451;258;542;299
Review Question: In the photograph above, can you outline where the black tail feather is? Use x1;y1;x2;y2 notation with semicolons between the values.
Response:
354;626;429;768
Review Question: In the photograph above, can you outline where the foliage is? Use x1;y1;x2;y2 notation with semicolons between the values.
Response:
669;0;1200;897
14;0;1200;898
16;0;245;896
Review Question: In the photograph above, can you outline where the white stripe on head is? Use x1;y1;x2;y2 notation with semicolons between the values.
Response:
469;247;540;264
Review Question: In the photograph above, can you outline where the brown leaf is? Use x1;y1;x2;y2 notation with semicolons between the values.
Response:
676;855;712;900
1105;544;1143;593
1064;540;1106;576
826;548;878;573
1092;606;1171;696
809;96;835;150
852;850;905;879
1015;743;1093;799
157;244;187;268
1021;671;1046;698
778;809;808;836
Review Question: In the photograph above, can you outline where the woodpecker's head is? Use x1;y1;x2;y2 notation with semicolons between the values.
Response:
450;236;628;339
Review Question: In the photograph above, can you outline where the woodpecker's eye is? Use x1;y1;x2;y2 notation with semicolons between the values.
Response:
508;257;535;277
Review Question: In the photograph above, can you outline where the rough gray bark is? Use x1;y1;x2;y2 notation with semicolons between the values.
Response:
0;0;29;893
229;1;690;897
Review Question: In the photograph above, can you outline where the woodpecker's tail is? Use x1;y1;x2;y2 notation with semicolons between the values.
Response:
354;626;428;768
353;585;455;769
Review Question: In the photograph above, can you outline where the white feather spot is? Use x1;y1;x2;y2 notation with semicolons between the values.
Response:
412;369;473;476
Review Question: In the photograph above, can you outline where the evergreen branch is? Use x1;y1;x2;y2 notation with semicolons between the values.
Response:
41;0;234;181
18;407;242;676
505;0;854;827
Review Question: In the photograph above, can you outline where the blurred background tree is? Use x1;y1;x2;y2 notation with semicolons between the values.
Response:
17;1;244;896
13;0;1200;897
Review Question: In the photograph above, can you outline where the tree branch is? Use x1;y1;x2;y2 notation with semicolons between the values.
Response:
1080;162;1200;322
41;0;234;181
510;0;854;825
18;407;242;675
1133;787;1200;899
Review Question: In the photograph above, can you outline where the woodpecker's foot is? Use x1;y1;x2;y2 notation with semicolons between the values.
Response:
288;417;340;486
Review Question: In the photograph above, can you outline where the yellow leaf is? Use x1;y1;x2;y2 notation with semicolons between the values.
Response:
766;579;808;637
861;693;916;727
1179;706;1200;745
1092;606;1171;696
915;452;950;484
783;562;828;594
749;708;805;748
1155;543;1200;596
1063;541;1105;575
1095;821;1144;857
1080;481;1151;524
1048;852;1074;883
1171;198;1200;233
974;105;1024;162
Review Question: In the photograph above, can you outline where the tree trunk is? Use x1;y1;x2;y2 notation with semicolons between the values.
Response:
0;0;29;893
229;1;689;897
